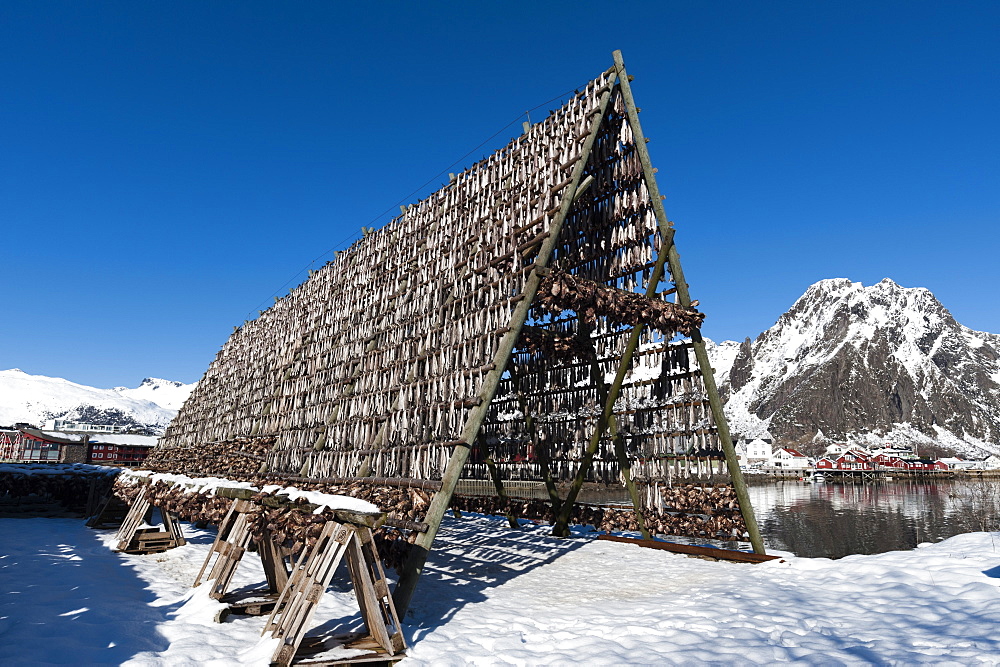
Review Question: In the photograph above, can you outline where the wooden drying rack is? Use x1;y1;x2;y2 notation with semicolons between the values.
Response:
96;479;406;666
147;50;768;620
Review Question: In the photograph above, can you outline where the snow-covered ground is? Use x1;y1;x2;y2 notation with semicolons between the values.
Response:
1;514;998;665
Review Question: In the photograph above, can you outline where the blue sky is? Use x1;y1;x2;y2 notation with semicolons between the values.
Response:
2;2;998;388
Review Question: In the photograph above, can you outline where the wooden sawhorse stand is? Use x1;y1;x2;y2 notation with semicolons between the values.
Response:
193;498;405;665
194;498;291;621
264;520;405;666
114;486;187;554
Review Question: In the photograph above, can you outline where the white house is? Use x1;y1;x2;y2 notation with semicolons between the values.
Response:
980;455;1000;470
939;457;980;471
42;419;131;434
824;443;864;457
736;439;772;467
868;443;915;459
770;447;811;471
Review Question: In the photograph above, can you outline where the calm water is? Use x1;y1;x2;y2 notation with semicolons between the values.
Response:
483;478;998;558
747;479;999;558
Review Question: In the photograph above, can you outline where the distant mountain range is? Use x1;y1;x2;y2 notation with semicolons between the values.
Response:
0;370;195;433
708;278;1000;458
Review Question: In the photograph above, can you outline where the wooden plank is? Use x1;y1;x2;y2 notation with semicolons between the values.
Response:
259;527;291;592
266;522;355;666
596;534;780;563
265;538;314;633
207;520;246;589
136;531;171;540
355;527;404;655
346;534;392;652
194;499;240;586
115;488;154;552
164;511;187;546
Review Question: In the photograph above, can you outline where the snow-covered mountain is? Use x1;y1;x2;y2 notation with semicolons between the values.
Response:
114;378;194;411
0;369;196;432
709;278;1000;457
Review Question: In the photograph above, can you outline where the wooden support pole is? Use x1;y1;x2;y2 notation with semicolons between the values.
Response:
612;430;650;539
552;313;655;537
392;75;619;617
259;528;290;593
571;319;648;537
590;351;650;538
483;446;519;529
475;357;519;528
612;49;765;554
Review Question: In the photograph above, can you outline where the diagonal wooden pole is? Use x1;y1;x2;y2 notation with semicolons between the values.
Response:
552;52;766;554
483;435;519;529
579;319;650;539
550;267;667;534
514;373;563;515
551;77;677;537
611;49;765;554
392;74;619;617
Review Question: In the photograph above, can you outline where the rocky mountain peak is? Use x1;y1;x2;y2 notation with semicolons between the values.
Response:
715;279;1000;457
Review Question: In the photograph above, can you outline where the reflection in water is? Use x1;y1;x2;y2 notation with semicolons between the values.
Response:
748;480;992;558
485;479;998;558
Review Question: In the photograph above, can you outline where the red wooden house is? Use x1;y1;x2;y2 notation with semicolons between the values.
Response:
87;434;158;466
873;453;911;469
815;450;876;471
908;459;948;471
0;429;87;463
820;451;950;472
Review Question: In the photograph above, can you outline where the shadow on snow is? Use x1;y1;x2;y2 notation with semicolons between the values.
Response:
400;513;589;645
0;518;181;665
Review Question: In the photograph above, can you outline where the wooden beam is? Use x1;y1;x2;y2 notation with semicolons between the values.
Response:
612;430;650;539
513;372;562;515
483;448;519;530
612;49;765;554
550;312;662;536
212;487;384;528
597;535;780;564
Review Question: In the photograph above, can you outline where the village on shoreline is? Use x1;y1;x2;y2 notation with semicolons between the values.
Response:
735;436;1000;480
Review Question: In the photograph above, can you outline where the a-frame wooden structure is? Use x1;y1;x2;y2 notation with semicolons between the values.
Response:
145;50;764;617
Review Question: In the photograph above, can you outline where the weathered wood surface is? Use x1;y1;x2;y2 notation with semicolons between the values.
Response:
212;486;384;528
200;509;253;598
113;486;186;555
597;534;781;564
191;498;294;622
263;522;405;666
